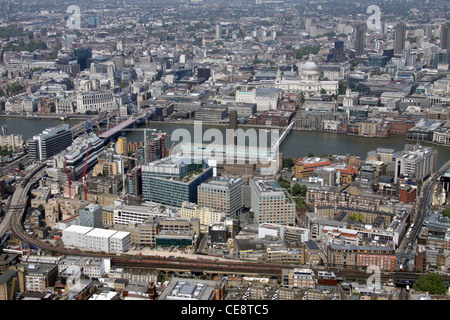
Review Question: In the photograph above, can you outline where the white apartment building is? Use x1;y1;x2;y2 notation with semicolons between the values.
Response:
85;228;116;252
394;144;437;183
110;231;132;253
62;225;131;254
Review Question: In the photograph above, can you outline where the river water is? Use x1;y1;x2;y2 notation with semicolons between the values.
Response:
1;117;449;168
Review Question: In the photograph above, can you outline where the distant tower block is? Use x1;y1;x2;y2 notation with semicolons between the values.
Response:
441;22;450;51
354;23;366;57
216;24;222;40
394;22;406;55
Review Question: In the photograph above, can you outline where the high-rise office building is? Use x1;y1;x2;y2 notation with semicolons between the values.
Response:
305;18;313;32
441;22;449;49
72;48;92;71
27;124;73;161
327;40;346;63
48;133;105;181
215;24;222;40
197;177;245;217
87;16;101;28
141;156;213;206
197;68;211;80
249;179;296;226
393;144;437;183
394;22;406;55
354;24;366;56
79;203;103;228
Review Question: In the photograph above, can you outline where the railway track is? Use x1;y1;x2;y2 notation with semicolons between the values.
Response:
8;163;450;285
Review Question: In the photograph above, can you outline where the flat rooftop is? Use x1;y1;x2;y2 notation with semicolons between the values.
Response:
87;228;118;238
63;225;93;234
159;278;219;300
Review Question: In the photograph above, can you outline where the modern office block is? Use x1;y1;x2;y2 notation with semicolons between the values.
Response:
354;23;366;57
79;203;103;228
441;22;450;50
250;179;296;226
48;133;105;181
393;144;437;183
141;156;213;206
27;124;73;161
394;22;406;55
197;177;245;217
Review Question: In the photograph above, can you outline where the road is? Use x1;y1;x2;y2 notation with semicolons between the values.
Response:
0;163;46;238
7;164;450;285
396;160;450;271
0;114;107;238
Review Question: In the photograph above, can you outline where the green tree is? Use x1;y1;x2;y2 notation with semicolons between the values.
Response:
412;274;447;295
278;179;290;189
9;83;23;95
292;183;302;196
442;209;450;218
307;153;315;157
283;157;294;169
338;80;347;95
300;185;307;196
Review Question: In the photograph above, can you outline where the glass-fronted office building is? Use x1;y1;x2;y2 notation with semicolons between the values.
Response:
141;156;213;207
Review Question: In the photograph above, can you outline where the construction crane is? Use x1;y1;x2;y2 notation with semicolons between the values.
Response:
64;156;72;199
82;146;90;201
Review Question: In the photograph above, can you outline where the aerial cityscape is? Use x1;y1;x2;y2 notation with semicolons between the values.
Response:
0;0;449;307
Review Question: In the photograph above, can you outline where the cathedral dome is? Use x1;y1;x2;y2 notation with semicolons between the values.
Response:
302;61;318;71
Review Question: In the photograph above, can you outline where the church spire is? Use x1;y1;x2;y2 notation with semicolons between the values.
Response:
276;67;281;82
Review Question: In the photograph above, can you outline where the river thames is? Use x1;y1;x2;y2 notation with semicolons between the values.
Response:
1;117;449;168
